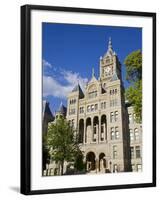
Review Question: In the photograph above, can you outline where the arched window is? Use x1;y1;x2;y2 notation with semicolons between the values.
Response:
87;105;90;112
115;127;119;139
130;129;134;141
80;107;84;114
113;145;118;159
134;128;139;140
110;112;114;122
111;127;114;140
115;111;118;121
91;105;94;111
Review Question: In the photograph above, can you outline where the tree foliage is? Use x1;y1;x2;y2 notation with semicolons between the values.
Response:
47;117;83;175
125;80;142;122
124;50;142;83
124;50;142;122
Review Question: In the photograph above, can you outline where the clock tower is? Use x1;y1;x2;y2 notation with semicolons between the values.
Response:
100;38;121;84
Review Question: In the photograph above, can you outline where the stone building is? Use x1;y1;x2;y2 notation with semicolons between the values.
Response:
42;101;54;173
42;100;54;135
66;38;142;173
43;38;142;175
127;105;142;172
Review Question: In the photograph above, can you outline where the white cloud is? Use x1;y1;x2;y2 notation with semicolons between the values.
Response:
43;59;52;68
43;70;88;99
61;70;88;90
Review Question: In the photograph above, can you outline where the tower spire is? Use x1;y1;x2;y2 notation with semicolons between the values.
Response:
108;37;113;51
105;37;115;56
92;67;95;77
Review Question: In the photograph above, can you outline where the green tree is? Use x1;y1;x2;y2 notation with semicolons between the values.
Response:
47;117;83;175
74;153;85;172
124;50;142;122
124;50;142;83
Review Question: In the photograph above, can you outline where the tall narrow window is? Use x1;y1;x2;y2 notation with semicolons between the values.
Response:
134;128;139;141
130;129;134;141
115;111;118;121
93;125;97;142
136;146;141;158
111;127;114;140
79;107;84;114
130;147;134;159
91;105;94;112
113;145;117;159
110;112;114;122
95;104;98;111
115;127;119;139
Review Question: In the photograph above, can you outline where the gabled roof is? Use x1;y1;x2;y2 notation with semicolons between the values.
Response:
72;84;84;98
58;102;67;116
88;75;98;84
110;72;119;81
88;68;98;85
42;100;54;122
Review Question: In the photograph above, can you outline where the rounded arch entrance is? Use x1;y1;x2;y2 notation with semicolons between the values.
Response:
79;119;84;143
101;115;107;141
99;153;106;172
86;151;96;171
93;116;99;142
86;117;91;143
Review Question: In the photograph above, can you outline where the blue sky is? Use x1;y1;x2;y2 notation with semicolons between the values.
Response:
42;23;142;114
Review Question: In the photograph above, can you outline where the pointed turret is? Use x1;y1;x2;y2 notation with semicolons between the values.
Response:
100;37;121;81
71;83;84;99
104;37;116;57
55;102;67;119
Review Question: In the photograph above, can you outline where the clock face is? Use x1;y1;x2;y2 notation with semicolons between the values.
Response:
104;66;111;75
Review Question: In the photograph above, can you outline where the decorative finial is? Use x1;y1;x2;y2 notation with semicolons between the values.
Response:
92;67;95;77
108;37;112;50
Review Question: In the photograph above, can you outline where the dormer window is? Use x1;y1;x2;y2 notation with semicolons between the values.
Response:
88;90;97;98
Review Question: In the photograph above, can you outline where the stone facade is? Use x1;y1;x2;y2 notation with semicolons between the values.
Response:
43;38;142;175
66;38;142;173
127;106;142;172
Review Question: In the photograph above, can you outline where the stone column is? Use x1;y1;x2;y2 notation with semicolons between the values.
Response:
91;117;93;142
83;119;86;144
99;118;101;143
95;156;99;173
104;123;106;141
